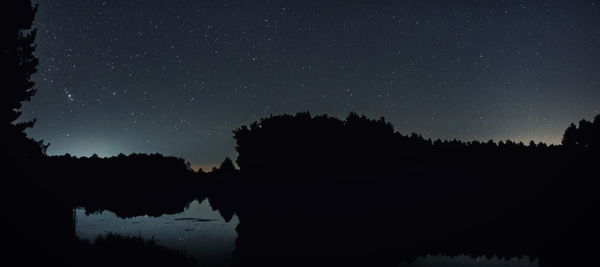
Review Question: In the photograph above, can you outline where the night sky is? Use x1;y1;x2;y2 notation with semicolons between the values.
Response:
22;0;600;169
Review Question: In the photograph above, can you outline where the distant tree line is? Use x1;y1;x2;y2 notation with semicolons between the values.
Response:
38;153;205;217
561;116;600;148
232;112;599;180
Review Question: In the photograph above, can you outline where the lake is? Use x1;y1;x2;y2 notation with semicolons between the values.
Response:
75;198;538;267
398;255;537;267
75;199;239;266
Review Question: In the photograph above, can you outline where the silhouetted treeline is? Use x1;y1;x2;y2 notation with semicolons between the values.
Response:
37;153;205;218
5;151;212;266
561;115;600;148
6;111;600;266
233;112;565;179
204;112;600;266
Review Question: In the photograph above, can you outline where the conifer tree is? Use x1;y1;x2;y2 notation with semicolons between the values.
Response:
2;0;46;158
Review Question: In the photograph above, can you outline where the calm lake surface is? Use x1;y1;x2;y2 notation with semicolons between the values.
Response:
75;199;239;266
75;199;538;267
398;255;537;267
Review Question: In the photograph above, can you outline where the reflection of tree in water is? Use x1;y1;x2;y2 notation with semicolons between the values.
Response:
74;199;239;266
40;153;202;218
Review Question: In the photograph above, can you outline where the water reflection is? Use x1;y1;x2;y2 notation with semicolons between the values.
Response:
398;255;538;267
75;198;543;266
75;199;238;266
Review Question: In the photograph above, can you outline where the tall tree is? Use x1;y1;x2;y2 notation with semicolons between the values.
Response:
577;119;594;148
219;157;237;173
561;123;578;147
2;0;46;158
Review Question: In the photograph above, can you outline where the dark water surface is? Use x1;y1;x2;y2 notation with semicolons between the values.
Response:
398;255;537;267
75;199;538;266
75;199;239;266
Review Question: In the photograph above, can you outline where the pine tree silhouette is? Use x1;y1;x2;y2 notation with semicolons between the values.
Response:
2;0;47;160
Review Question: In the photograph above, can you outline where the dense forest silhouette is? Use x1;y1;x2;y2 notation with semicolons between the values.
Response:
3;0;600;266
209;112;600;266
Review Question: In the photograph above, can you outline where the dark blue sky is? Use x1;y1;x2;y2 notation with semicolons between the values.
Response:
22;0;600;169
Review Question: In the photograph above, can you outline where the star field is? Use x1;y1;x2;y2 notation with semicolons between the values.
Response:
22;0;600;168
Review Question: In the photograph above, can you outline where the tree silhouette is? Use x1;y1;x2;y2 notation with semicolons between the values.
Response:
562;116;600;149
577;119;596;148
2;0;46;159
219;157;237;172
593;115;600;148
561;123;578;147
